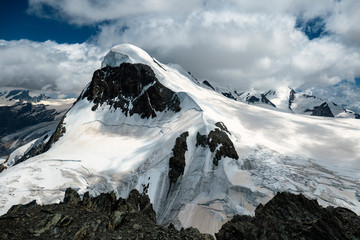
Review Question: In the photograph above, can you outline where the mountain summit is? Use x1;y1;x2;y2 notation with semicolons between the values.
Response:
0;44;360;235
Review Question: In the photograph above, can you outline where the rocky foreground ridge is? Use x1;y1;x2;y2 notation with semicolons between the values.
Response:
1;189;359;240
0;188;213;240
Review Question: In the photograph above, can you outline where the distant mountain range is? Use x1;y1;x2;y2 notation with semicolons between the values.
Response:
0;88;75;156
201;81;360;119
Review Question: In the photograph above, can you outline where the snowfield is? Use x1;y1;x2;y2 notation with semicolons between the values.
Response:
0;44;359;235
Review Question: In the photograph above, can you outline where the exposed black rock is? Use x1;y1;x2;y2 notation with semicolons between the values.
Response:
355;113;360;119
305;102;334;117
203;80;215;90
0;188;213;240
196;122;239;166
303;94;316;99
288;89;296;110
82;63;181;118
208;128;239;166
215;122;230;134
260;94;276;107
169;132;189;183
216;192;360;240
0;163;6;173
263;90;275;96
247;96;260;103
187;71;200;84
222;92;237;100
196;132;208;147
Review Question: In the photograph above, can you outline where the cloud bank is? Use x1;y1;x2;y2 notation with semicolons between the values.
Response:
2;0;360;96
0;40;103;92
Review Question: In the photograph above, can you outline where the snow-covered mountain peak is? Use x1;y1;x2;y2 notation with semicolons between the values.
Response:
101;44;154;68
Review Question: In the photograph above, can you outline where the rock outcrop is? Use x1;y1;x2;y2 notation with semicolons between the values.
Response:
216;192;360;240
196;122;239;166
0;188;213;240
82;63;181;118
169;132;189;183
305;102;335;117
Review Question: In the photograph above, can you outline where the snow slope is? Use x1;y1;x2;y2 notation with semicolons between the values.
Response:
0;44;359;235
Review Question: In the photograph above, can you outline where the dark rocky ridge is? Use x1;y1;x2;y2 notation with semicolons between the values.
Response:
169;132;189;183
288;88;296;110
305;102;335;117
202;80;215;90
216;192;360;240
245;94;276;107
246;95;260;104
260;94;276;107
0;188;213;240
82;63;181;118
196;122;239;166
1;189;359;240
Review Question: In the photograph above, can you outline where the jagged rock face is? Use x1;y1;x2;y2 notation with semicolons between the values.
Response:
288;89;296;110
247;95;260;103
242;94;276;107
222;92;237;100
196;122;239;166
82;63;181;118
305;102;334;117
216;192;360;240
203;80;215;90
260;94;276;107
169;132;189;183
0;188;213;240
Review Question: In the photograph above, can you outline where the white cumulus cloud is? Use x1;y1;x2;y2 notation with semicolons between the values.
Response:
2;0;360;98
0;39;104;92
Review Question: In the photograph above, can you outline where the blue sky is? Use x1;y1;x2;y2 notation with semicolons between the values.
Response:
0;0;359;109
0;0;95;43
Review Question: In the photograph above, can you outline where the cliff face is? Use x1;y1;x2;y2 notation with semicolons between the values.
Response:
82;63;181;118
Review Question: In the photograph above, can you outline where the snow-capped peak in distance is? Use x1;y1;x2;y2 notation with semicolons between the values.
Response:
201;80;360;119
1;44;360;236
0;87;49;106
0;87;77;107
